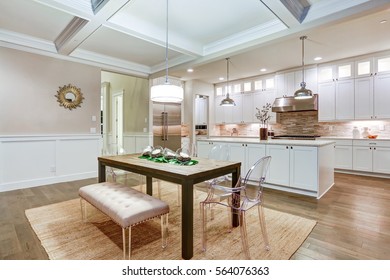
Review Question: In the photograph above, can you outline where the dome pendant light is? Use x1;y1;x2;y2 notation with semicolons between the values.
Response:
150;0;183;103
220;58;236;106
294;36;313;99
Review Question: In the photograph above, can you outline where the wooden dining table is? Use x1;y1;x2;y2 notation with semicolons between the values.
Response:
98;153;241;260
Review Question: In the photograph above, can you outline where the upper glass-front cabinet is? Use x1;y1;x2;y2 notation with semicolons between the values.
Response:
355;54;390;77
318;61;354;82
254;76;275;91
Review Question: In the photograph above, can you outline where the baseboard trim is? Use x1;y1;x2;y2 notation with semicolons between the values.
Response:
0;172;97;192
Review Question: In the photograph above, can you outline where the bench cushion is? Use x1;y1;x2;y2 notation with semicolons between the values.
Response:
79;182;169;228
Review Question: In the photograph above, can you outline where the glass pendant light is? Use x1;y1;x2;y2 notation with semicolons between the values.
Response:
150;0;183;103
294;36;313;99
220;58;236;106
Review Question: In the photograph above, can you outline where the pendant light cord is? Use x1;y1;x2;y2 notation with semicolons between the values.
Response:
226;58;230;94
165;0;169;84
300;36;307;84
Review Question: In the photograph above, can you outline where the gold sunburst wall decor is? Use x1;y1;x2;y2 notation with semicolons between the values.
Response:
55;84;84;110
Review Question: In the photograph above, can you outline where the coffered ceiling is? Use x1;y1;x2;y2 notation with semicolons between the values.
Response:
1;0;390;84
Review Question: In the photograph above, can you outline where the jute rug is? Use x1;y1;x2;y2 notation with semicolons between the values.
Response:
25;182;316;260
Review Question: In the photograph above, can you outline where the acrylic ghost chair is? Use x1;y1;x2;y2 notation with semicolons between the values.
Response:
200;155;272;259
104;144;147;193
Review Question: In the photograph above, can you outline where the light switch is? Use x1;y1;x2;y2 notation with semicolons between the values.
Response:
92;116;97;122
90;127;96;133
379;124;385;131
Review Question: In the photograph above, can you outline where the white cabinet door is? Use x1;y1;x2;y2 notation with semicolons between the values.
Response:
373;147;390;174
334;145;353;169
215;96;233;124
195;97;207;125
374;73;390;119
231;94;242;124
354;77;374;120
318;82;336;121
265;145;290;186
229;143;247;175
246;144;266;181
353;146;373;172
242;93;254;123
335;79;355;120
197;141;214;158
289;146;318;191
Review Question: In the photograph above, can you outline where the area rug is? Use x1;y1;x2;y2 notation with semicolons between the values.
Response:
25;182;316;260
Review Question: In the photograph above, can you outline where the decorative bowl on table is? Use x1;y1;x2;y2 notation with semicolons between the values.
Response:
175;148;191;163
368;135;378;139
163;148;176;160
142;145;154;157
150;146;163;158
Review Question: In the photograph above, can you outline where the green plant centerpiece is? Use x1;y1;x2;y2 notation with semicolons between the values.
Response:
255;103;272;140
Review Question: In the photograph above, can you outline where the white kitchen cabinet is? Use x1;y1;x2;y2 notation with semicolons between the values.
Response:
265;144;290;186
230;93;254;124
265;144;318;192
195;96;208;125
318;82;336;121
229;142;266;179
289;145;318;191
353;140;390;174
318;61;354;83
354;76;374;120
275;68;317;98
373;73;390;119
335;79;355;120
318;78;354;121
214;95;233;124
197;141;218;158
355;73;390;120
333;140;353;170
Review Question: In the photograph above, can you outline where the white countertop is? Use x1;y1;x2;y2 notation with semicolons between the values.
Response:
198;137;335;147
320;136;390;141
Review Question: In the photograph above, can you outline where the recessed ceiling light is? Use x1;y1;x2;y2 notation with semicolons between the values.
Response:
380;20;387;24
219;77;225;81
187;68;194;73
260;68;267;72
314;57;323;61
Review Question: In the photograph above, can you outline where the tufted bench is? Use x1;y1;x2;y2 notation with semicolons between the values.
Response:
79;182;169;259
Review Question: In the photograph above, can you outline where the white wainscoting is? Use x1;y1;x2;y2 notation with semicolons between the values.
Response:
0;134;102;192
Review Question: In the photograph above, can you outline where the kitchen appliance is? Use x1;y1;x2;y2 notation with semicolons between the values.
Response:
271;134;320;140
153;102;181;150
272;94;318;113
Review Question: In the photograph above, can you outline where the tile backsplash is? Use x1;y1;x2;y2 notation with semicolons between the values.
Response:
214;111;390;138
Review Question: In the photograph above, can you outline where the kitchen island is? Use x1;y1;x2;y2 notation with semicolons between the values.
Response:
197;137;335;199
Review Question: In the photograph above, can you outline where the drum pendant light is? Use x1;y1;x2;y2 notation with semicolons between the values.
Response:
220;58;236;106
150;0;183;103
294;36;313;99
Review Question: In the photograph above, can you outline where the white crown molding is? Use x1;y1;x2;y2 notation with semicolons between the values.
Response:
203;19;287;56
34;0;93;18
0;29;57;53
150;54;197;73
70;48;151;74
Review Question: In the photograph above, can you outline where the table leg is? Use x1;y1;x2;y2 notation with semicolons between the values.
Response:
98;161;106;183
181;180;194;260
232;167;240;227
146;176;153;196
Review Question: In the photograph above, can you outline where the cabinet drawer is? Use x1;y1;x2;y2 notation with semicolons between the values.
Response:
334;139;353;146
353;140;390;147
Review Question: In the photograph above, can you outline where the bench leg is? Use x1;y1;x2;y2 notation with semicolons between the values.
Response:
161;214;169;249
122;227;132;260
80;198;87;222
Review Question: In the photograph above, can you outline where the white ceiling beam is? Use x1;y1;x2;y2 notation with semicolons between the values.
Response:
259;0;302;28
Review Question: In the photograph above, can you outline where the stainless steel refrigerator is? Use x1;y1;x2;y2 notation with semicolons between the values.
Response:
152;102;181;151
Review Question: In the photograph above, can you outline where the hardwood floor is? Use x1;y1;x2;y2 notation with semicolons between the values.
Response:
0;173;389;260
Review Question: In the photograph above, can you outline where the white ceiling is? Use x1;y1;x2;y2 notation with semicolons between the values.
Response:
1;0;390;84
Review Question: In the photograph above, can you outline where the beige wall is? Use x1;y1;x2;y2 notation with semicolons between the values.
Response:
0;47;101;135
101;71;149;133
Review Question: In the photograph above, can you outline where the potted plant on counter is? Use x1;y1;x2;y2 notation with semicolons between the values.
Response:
255;103;272;140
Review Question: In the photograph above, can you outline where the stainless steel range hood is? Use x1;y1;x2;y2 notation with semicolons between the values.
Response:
272;94;318;113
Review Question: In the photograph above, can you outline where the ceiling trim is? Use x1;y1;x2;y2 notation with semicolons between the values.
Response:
0;29;57;53
55;17;89;53
203;19;287;56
